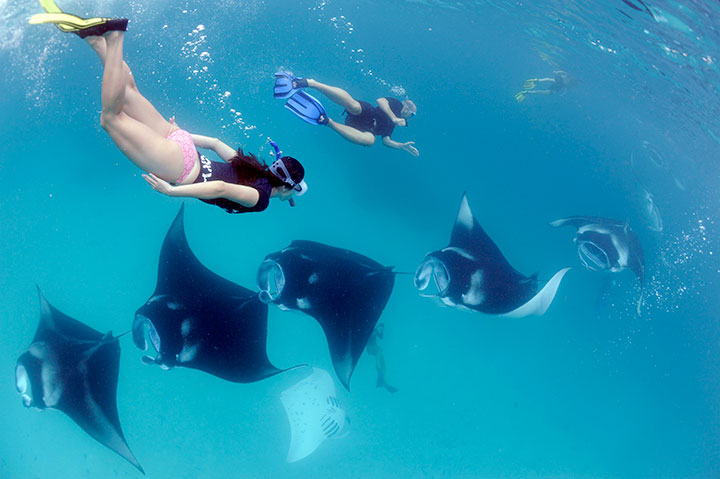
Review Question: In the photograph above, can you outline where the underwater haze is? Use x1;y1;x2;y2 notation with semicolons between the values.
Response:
1;0;720;478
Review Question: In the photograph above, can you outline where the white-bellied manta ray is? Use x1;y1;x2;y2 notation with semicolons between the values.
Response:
15;287;143;473
414;193;569;316
281;367;349;463
133;205;293;383
550;216;645;313
256;240;396;390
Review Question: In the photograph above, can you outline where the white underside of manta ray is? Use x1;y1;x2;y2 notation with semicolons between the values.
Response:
281;368;349;463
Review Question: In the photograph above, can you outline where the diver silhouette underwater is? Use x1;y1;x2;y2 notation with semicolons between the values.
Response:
16;1;653;476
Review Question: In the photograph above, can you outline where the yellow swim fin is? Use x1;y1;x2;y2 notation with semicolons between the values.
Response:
29;12;126;37
514;91;526;103
40;0;62;13
37;0;76;32
523;78;537;90
29;13;109;29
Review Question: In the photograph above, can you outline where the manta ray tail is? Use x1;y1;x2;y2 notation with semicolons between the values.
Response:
503;268;571;318
636;286;645;316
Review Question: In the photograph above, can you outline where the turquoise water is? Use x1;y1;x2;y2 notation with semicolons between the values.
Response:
1;0;719;477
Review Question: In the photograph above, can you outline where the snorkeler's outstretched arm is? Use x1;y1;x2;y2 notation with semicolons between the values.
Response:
376;98;406;126
142;173;260;207
190;134;237;162
382;136;420;157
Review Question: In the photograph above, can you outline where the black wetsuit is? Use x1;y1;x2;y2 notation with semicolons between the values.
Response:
344;97;404;138
194;155;272;214
550;73;568;94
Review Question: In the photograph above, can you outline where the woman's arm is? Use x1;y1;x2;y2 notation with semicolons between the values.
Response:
143;173;260;207
190;134;238;162
376;97;407;126
382;136;420;157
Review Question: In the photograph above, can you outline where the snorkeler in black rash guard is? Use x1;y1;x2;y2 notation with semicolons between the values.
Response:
275;72;420;157
515;70;571;103
30;3;307;214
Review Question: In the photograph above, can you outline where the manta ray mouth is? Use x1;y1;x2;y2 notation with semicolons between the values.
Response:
132;316;162;354
645;195;663;232
15;364;28;394
257;260;285;304
15;363;33;407
414;258;450;296
578;241;611;271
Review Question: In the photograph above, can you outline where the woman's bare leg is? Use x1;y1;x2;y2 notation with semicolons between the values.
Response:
85;35;173;137
306;79;363;115
327;118;375;146
99;31;185;181
304;78;374;144
526;89;553;96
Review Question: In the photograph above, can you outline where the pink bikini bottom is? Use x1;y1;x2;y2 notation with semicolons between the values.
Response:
167;128;198;184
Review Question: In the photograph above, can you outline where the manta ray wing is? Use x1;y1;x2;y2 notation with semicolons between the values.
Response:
301;245;394;390
502;268;570;318
550;216;624;229
449;193;511;267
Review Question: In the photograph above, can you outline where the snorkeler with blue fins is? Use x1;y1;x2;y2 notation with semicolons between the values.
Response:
275;72;420;157
29;1;307;214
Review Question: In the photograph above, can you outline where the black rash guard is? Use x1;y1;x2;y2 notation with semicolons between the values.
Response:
193;155;271;214
344;97;405;138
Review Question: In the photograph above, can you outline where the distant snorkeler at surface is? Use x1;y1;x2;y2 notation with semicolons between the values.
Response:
365;323;398;393
29;2;307;214
515;70;571;103
274;72;420;157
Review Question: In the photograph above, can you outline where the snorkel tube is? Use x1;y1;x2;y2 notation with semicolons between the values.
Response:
269;140;283;162
269;140;296;207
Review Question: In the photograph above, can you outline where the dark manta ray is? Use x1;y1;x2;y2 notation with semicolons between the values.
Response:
256;240;395;390
415;193;569;316
15;288;143;473
133;205;288;383
550;216;645;313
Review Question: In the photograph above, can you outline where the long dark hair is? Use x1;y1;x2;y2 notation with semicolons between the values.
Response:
229;149;305;189
229;149;285;188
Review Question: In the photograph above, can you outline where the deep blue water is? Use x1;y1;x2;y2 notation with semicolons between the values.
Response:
1;0;719;478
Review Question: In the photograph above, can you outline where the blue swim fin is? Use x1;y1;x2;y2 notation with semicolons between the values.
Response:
285;91;328;126
274;71;308;99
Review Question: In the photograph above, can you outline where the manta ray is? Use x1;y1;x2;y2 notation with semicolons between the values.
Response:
16;288;143;473
257;240;395;390
415;193;569;316
133;205;291;383
281;368;349;463
551;215;645;313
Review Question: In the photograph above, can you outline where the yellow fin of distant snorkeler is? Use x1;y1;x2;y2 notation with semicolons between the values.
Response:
514;91;527;103
523;78;538;90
